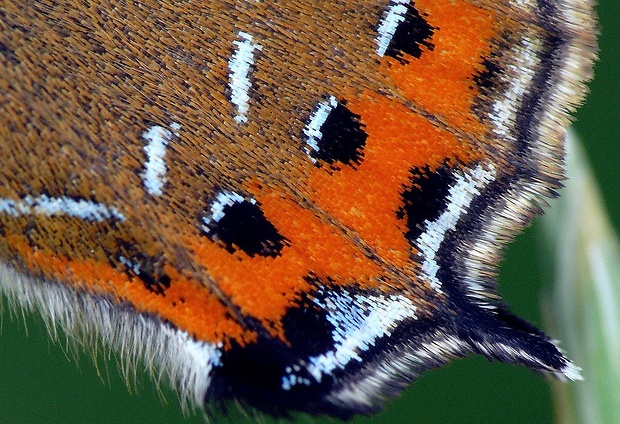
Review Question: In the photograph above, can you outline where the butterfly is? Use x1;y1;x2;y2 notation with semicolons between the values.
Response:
0;0;597;419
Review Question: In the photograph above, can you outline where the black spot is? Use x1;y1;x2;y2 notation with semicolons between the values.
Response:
471;54;509;121
138;266;172;295
282;285;336;357
384;3;435;63
311;102;367;168
473;58;502;91
207;287;334;415
207;285;339;415
471;58;498;118
470;34;519;122
203;197;287;257
397;164;456;243
212;287;336;400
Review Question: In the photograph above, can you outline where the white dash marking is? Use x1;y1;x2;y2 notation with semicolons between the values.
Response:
303;96;338;161
0;195;125;222
142;123;180;196
228;31;262;124
376;0;409;57
418;165;495;292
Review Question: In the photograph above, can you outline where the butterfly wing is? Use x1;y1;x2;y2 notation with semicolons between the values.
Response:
0;0;596;418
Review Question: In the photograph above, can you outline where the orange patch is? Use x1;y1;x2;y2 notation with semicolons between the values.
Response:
8;235;254;347
185;189;388;339
383;0;497;135
307;92;482;258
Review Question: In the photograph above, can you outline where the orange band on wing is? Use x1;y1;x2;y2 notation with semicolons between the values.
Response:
8;235;255;347
185;193;386;340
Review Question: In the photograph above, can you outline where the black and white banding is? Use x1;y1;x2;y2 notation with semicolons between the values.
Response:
282;288;417;391
411;165;495;292
201;191;248;231
488;37;541;141
304;96;339;163
376;0;410;57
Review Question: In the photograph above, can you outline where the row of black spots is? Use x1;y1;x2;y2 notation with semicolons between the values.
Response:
197;3;436;262
303;96;368;170
397;163;457;243
379;0;436;64
198;101;367;259
301;2;438;169
199;191;288;258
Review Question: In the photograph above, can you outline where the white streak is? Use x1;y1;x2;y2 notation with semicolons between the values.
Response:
282;290;417;390
142;123;180;196
376;0;409;57
303;96;338;161
471;339;582;381
0;195;125;222
418;165;495;292
228;31;262;124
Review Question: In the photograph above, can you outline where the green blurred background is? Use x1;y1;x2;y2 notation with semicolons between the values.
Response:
1;1;618;423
